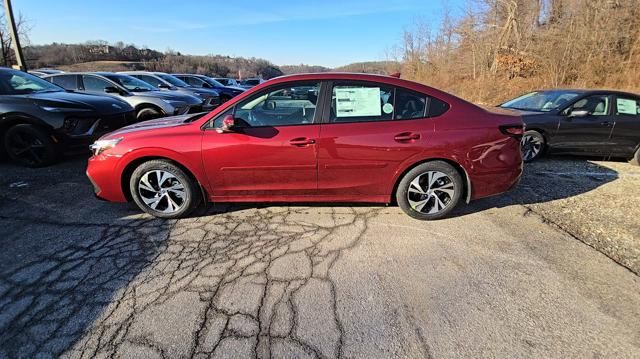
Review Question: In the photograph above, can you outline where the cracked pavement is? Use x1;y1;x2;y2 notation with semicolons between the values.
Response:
0;158;639;358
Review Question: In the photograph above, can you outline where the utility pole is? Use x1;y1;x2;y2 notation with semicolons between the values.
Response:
3;0;26;71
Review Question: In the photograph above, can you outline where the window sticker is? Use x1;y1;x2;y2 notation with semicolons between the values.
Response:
382;103;394;114
335;87;381;117
617;98;638;115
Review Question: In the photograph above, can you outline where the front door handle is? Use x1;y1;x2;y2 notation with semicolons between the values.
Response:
394;132;421;142
289;137;316;146
600;121;614;127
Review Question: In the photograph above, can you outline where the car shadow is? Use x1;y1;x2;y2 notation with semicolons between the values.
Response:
0;159;175;357
189;156;620;220
453;156;620;217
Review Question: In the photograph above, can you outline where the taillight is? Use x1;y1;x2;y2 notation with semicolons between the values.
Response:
499;124;524;139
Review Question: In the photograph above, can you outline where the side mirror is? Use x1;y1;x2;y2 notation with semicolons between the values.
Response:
104;86;120;94
216;114;236;133
569;109;589;117
265;100;276;110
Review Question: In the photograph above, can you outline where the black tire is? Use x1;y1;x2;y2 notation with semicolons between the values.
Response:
396;161;463;220
521;130;545;162
129;160;202;219
3;124;58;167
136;106;162;122
629;146;640;166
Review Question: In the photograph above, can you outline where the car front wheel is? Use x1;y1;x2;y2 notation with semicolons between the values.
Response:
396;161;463;220
4;124;58;167
129;160;201;218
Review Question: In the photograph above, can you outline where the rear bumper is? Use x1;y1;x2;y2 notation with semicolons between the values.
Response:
469;164;523;201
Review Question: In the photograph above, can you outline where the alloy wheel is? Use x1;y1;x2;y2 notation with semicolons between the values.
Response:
521;133;543;161
406;171;456;214
7;130;46;166
138;170;187;213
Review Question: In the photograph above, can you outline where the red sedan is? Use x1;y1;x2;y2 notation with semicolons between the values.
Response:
87;73;523;220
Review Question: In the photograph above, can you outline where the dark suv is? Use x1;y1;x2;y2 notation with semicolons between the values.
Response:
172;74;245;103
0;68;135;167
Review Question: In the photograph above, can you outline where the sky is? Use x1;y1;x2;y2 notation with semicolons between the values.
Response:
12;0;464;67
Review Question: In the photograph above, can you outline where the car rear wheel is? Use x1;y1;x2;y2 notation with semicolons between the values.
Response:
521;130;545;162
4;124;58;167
136;106;162;122
396;161;463;220
129;160;201;219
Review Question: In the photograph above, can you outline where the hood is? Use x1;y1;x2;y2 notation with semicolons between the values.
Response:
184;87;220;97
102;113;199;138
134;90;202;105
494;105;550;116
29;91;133;113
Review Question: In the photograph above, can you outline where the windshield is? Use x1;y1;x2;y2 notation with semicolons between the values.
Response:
215;78;230;85
104;74;155;92
157;74;190;88
501;91;581;112
0;70;63;95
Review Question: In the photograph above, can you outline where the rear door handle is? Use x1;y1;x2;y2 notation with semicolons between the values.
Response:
394;132;421;142
289;137;316;146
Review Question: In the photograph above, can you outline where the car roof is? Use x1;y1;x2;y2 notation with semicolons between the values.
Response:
236;72;473;106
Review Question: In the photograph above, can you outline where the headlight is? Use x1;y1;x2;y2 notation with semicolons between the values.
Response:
90;138;123;156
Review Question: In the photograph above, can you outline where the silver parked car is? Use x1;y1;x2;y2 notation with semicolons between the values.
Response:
118;71;220;111
43;72;204;121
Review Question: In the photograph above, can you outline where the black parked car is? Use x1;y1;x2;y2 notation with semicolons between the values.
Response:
0;68;135;167
500;89;640;165
172;74;245;103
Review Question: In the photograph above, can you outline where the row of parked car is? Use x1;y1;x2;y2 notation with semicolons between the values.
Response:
0;67;264;167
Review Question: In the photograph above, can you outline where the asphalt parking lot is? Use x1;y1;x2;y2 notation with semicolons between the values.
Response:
1;157;639;358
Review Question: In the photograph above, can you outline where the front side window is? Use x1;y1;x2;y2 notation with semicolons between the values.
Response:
0;70;63;95
157;74;190;88
50;75;78;90
233;82;320;127
82;75;111;92
330;82;394;123
186;77;206;87
570;95;610;116
137;75;164;88
616;97;639;116
104;74;154;92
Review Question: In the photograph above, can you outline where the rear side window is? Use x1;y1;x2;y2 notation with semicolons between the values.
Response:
394;88;426;120
616;97;639;116
428;97;450;117
330;82;394;123
51;75;78;90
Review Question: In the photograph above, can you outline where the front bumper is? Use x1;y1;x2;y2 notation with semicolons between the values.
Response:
87;154;127;202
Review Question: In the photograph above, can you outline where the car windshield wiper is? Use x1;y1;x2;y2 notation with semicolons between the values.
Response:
131;87;150;92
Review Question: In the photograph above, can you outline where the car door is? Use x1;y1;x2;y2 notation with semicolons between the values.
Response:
317;81;430;199
554;94;616;155
610;95;640;157
201;81;324;198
